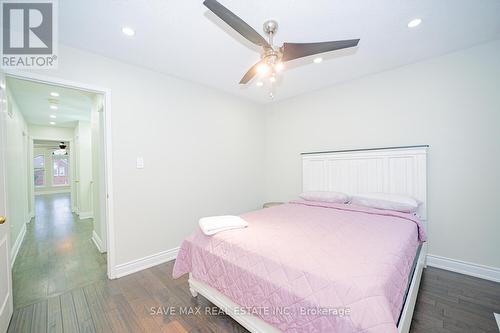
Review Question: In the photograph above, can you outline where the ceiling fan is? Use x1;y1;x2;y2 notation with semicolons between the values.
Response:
203;0;360;89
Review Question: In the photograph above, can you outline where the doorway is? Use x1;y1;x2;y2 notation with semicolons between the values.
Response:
1;73;114;312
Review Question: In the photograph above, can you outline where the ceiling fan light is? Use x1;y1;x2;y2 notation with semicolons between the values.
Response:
256;63;270;75
275;62;284;72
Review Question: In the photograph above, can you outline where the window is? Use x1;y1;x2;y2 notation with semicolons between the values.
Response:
53;156;69;186
34;155;45;186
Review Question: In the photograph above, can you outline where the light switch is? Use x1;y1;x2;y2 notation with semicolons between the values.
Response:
136;157;144;169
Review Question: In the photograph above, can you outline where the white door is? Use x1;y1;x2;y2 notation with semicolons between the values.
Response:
0;73;14;332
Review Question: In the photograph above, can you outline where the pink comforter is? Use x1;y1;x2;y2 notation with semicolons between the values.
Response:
173;201;426;332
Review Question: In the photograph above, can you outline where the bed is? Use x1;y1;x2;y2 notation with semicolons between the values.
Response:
173;146;428;333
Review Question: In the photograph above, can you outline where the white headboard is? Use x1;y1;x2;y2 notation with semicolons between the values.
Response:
302;146;428;220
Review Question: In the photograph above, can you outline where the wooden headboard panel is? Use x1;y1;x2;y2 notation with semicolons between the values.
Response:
302;146;428;220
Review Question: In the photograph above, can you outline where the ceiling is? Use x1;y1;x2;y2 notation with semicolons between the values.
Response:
6;77;95;128
59;0;500;103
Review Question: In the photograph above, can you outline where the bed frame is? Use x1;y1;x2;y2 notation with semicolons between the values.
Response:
189;145;428;333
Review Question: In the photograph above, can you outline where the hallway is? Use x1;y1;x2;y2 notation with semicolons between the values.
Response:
12;193;107;308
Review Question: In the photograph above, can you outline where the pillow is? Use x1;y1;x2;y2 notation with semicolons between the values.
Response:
299;191;349;204
350;193;420;213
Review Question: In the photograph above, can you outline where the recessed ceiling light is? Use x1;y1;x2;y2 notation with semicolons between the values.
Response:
50;114;56;119
408;18;422;28
50;92;59;97
269;76;277;83
49;121;56;125
122;26;135;36
256;81;264;87
50;105;58;110
313;57;323;64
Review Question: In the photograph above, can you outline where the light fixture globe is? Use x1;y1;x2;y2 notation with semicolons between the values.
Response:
263;20;278;36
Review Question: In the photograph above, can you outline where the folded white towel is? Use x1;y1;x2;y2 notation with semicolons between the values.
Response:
199;215;248;235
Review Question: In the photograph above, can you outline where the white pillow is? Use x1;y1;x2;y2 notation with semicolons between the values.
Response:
350;193;420;213
299;191;349;204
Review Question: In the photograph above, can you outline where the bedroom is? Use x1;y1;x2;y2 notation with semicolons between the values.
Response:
0;0;499;332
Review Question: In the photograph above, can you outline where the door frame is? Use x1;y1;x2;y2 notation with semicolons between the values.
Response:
29;137;75;216
0;70;14;333
4;69;117;279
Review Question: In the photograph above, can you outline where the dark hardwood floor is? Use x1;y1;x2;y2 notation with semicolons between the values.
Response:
8;194;500;332
11;193;107;308
9;262;500;332
411;266;500;332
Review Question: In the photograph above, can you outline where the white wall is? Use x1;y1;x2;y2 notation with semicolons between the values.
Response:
29;40;499;275
30;45;265;267
4;89;30;254
29;125;74;140
264;40;500;270
91;96;106;250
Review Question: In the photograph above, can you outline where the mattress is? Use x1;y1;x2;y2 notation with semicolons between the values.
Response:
173;201;426;333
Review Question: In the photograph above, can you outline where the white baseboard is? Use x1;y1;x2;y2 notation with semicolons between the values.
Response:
10;223;27;268
92;230;106;253
427;254;500;283
113;247;179;278
78;211;94;220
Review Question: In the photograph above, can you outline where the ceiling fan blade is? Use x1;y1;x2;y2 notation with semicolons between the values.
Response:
281;39;360;62
239;62;261;84
203;0;271;48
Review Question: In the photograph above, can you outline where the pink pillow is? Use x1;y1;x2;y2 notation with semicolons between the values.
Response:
299;191;349;204
350;193;420;213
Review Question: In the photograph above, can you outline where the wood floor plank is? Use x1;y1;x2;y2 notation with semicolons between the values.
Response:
437;301;499;332
31;301;48;333
47;296;63;333
128;297;165;333
16;303;34;333
60;292;80;333
113;294;147;333
163;320;188;333
72;289;96;333
93;279;119;312
106;308;132;333
83;284;113;333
